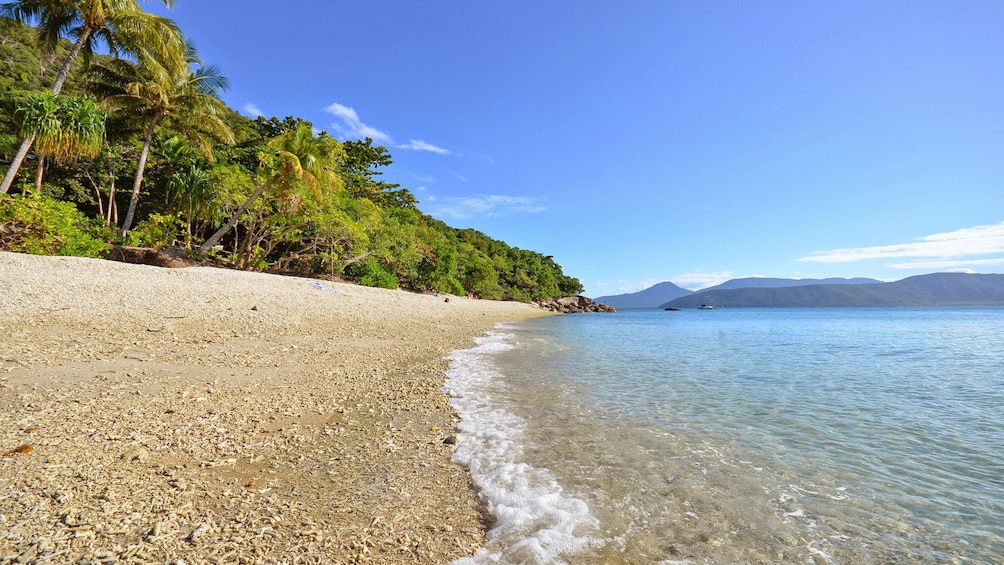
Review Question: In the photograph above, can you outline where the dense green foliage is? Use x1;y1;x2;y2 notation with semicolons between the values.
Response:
0;15;582;300
0;193;110;256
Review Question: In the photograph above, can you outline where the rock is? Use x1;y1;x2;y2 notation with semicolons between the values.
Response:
443;434;459;445
534;295;617;314
103;245;198;268
186;522;211;543
121;447;150;463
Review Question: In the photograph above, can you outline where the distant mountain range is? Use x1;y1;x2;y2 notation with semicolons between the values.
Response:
593;281;692;309
704;276;881;291
594;274;1004;309
661;273;1004;309
595;277;878;309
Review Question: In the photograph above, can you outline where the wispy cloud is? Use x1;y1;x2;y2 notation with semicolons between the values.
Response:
325;102;393;145
400;139;452;155
799;222;1004;264
324;102;452;154
412;174;436;183
430;195;546;219
243;102;263;117
887;257;1004;270
673;270;735;290
595;278;663;295
593;272;736;294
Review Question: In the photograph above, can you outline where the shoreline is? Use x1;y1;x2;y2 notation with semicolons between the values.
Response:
0;251;550;563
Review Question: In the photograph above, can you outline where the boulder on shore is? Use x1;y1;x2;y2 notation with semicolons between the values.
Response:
103;245;198;268
535;295;617;314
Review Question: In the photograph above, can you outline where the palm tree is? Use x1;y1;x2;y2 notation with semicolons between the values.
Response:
198;122;344;254
90;43;234;237
167;164;213;247
13;91;105;191
154;137;214;246
0;0;185;194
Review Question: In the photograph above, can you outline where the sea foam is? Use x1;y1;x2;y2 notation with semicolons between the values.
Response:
445;331;601;564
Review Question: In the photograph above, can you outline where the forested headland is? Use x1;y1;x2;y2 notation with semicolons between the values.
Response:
0;6;582;302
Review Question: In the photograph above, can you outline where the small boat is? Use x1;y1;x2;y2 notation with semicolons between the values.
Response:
699;304;715;310
664;307;680;311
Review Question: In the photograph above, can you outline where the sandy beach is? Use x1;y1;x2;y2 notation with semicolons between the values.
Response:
0;251;550;564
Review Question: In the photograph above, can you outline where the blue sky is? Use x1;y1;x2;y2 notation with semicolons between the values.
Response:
147;1;1004;297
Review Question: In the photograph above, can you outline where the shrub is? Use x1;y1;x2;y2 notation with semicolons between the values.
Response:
0;194;110;257
346;258;398;289
126;212;184;250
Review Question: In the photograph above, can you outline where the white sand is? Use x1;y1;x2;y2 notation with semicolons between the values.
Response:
0;252;550;563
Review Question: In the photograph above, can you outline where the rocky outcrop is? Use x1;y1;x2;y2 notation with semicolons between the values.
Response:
103;245;198;268
535;295;617;314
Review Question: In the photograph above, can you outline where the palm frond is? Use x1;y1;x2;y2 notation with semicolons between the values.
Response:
14;91;105;163
191;64;230;95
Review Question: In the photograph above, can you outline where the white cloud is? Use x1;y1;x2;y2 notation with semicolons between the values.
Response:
323;102;453;155
431;195;546;219
243;102;263;117
400;139;451;155
598;278;663;295
887;257;1004;270
799;222;1004;264
324;102;393;145
672;270;735;290
593;273;736;294
412;174;436;183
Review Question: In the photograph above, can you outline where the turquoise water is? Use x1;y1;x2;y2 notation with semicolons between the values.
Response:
446;308;1004;564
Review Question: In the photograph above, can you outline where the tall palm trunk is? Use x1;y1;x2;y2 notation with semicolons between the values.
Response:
0;133;36;194
34;155;45;192
118;116;160;237
198;183;267;253
51;28;91;95
0;29;92;195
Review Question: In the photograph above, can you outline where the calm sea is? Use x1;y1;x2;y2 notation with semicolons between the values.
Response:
445;307;1004;564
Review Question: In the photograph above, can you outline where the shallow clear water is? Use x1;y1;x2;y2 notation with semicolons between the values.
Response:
446;307;1004;564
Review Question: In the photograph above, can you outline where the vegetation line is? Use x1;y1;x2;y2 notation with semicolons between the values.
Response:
0;5;582;301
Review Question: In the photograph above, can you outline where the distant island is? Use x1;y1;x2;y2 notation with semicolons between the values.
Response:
593;281;693;309
595;273;1004;309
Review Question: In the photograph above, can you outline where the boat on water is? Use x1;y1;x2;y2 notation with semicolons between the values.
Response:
699;304;715;310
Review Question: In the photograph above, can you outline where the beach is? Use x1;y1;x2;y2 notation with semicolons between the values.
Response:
0;251;550;564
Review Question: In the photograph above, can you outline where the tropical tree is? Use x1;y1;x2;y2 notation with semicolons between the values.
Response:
12;91;105;191
340;138;416;209
165;164;213;246
198;121;344;254
90;42;234;236
0;0;186;194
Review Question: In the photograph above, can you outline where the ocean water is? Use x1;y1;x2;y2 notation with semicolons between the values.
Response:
444;307;1004;564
